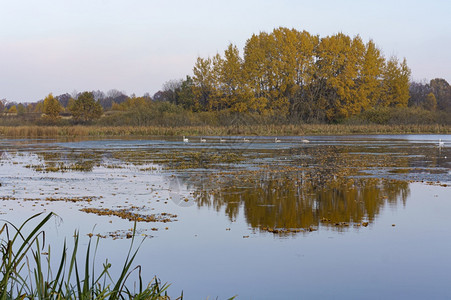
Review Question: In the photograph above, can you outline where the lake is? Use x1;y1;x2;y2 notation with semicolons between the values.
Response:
0;135;450;299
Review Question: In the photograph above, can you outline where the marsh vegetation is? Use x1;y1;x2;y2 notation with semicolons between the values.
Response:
0;213;174;299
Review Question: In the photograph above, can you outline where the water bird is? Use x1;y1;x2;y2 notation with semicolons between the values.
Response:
438;139;444;148
183;136;189;143
220;138;226;143
274;137;281;143
301;139;310;143
200;137;206;143
243;137;250;142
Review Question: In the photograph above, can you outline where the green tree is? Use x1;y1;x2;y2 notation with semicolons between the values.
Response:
177;76;197;110
69;92;103;123
43;93;62;121
125;96;154;126
16;103;26;116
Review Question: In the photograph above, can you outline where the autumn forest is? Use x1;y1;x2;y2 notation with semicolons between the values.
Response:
1;27;450;127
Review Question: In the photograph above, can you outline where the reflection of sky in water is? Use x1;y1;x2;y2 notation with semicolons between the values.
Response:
8;133;446;149
0;135;450;299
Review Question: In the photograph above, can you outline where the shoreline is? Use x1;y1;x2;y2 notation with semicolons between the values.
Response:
0;124;450;138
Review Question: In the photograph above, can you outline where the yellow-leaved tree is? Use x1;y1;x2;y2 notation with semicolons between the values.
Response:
193;56;221;111
190;27;412;122
358;40;385;109
43;93;63;122
243;31;273;114
316;33;361;120
423;92;437;111
380;57;411;107
218;44;254;112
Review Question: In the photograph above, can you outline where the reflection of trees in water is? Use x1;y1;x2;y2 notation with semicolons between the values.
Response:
19;143;416;233
194;171;409;232
192;144;412;232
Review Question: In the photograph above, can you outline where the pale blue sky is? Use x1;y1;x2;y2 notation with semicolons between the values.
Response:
1;0;450;102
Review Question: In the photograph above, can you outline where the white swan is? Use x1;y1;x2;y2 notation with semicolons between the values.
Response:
301;139;310;143
200;137;206;143
220;138;226;143
243;137;250;142
438;139;444;148
274;137;281;143
183;136;189;143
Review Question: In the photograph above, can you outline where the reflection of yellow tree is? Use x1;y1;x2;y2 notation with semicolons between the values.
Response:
194;171;409;232
190;144;411;233
25;143;419;234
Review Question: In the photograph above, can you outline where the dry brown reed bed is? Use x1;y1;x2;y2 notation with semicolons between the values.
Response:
0;124;450;138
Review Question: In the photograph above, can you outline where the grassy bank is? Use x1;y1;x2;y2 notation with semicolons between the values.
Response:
0;213;176;299
0;124;450;138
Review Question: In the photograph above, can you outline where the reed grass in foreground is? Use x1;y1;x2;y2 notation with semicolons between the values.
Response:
0;212;176;299
0;124;450;138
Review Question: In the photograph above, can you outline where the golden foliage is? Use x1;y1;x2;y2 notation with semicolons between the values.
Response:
43;93;62;121
191;27;411;122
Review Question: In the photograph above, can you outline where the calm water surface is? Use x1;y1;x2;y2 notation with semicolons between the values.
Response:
0;135;450;299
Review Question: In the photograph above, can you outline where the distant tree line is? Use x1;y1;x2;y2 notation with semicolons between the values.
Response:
1;27;450;126
408;78;451;112
147;28;450;122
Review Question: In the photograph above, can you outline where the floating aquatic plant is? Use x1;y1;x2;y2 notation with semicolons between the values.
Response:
80;208;177;223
